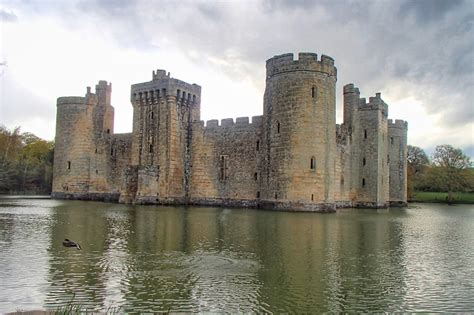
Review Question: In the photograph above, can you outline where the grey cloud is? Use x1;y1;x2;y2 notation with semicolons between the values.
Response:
399;0;465;23
4;0;474;128
0;9;18;22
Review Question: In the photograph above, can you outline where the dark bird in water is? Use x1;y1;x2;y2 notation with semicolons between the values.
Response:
63;239;81;250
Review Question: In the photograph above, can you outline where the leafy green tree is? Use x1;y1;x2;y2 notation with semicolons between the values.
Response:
407;145;429;200
0;125;54;193
431;145;471;203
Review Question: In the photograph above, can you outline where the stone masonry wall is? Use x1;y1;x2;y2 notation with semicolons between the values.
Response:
189;116;262;206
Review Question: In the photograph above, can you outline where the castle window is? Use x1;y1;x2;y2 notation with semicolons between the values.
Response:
276;121;280;134
311;86;315;98
387;154;390;164
149;144;153;153
96;169;98;174
254;172;258;181
341;176;344;186
177;89;181;97
256;191;260;198
162;88;166;96
311;194;314;201
364;129;367;139
193;95;196;102
310;156;316;170
182;91;186;99
219;155;229;181
95;148;98;154
362;178;366;187
110;148;114;156
275;192;278;200
363;157;366;166
150;112;154;119
67;161;71;170
256;140;260;151
390;137;394;145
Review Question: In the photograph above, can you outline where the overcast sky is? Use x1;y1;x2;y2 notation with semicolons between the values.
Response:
0;0;473;158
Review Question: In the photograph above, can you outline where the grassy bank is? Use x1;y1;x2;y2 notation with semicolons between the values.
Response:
411;191;474;204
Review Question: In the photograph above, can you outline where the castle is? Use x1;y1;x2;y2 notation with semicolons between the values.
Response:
52;52;407;212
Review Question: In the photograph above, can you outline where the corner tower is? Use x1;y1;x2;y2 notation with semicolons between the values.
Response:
261;53;337;212
52;81;115;198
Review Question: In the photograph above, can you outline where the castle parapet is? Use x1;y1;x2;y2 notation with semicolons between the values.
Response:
343;83;360;95
57;96;85;106
266;52;337;79
131;70;201;105
388;119;408;129
203;116;263;130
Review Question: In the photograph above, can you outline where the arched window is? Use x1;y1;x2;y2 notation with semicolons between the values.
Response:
310;156;316;170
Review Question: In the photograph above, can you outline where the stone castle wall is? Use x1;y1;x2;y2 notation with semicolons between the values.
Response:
52;52;408;211
189;116;262;207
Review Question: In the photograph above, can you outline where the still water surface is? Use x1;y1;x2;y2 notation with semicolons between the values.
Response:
0;196;473;312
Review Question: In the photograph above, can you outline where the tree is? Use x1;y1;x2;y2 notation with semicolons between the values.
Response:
407;145;429;200
0;126;54;193
431;145;471;203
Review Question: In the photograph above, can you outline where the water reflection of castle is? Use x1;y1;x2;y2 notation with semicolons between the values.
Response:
45;203;406;311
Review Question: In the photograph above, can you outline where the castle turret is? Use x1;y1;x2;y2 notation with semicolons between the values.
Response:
128;70;201;203
261;52;337;211
52;82;116;198
346;86;390;208
388;119;408;206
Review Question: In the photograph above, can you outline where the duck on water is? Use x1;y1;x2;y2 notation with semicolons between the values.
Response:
62;239;81;250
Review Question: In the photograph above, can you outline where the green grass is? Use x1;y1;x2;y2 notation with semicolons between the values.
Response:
412;191;474;204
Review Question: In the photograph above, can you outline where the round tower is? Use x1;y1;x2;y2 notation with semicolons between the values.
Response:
52;96;94;198
261;52;337;211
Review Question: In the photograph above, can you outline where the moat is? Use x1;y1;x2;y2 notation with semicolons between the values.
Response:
0;196;473;312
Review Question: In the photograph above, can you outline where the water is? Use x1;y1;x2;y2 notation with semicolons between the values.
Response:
0;196;473;312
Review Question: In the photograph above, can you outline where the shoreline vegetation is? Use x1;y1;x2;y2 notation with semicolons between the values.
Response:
410;191;474;204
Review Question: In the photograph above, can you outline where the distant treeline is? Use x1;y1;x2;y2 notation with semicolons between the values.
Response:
408;145;473;203
0;125;54;194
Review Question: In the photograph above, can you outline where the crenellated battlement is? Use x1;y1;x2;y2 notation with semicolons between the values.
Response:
388;119;408;129
199;115;263;130
131;70;201;105
343;83;360;95
266;52;337;78
57;96;86;106
152;69;170;80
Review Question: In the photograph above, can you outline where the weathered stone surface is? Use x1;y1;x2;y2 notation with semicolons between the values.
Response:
52;53;408;212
